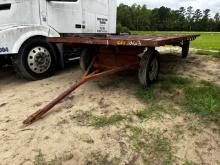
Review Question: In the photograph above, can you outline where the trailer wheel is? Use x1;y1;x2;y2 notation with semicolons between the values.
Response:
182;40;190;58
138;48;160;87
12;37;57;80
80;47;95;72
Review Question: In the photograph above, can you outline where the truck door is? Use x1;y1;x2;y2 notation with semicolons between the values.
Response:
46;0;82;34
82;0;109;33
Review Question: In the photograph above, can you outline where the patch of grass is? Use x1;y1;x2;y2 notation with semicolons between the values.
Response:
135;76;188;120
70;111;93;126
125;125;173;165
187;121;203;136
136;87;156;102
91;113;125;128
135;73;220;126
160;75;192;91
173;121;203;139
136;75;192;103
183;82;220;125
134;104;166;120
195;50;220;58
85;151;119;165
71;111;126;128
213;52;220;58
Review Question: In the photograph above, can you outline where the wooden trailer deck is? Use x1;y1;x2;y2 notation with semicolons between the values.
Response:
48;34;199;47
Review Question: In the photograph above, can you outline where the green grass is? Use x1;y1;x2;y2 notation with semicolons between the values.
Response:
134;104;163;120
132;31;220;51
172;121;203;139
159;75;192;91
136;87;156;102
135;74;220;126
85;151;119;165
91;113;125;128
71;111;126;128
195;50;220;58
125;125;173;165
134;103;175;121
183;82;220;125
136;75;192;101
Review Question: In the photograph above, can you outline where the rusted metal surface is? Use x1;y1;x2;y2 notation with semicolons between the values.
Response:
23;47;140;125
48;34;199;47
93;46;141;69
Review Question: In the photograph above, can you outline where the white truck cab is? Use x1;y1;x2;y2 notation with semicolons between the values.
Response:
0;0;117;80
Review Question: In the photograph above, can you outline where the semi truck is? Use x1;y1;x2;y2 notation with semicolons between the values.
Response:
0;0;117;80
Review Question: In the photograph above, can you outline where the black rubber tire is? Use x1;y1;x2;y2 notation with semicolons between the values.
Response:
11;37;57;80
0;56;5;68
79;47;95;72
138;49;160;87
182;41;190;58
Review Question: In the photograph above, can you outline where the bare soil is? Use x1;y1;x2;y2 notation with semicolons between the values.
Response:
0;48;220;165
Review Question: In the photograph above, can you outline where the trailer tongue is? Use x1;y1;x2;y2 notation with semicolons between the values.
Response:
23;34;199;125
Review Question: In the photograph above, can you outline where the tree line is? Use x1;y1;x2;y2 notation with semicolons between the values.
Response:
117;3;220;32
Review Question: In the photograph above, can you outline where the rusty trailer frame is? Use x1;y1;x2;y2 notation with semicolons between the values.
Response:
47;35;199;47
23;34;199;125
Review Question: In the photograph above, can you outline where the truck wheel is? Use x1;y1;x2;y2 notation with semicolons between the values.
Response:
138;48;160;87
12;37;57;80
80;47;95;72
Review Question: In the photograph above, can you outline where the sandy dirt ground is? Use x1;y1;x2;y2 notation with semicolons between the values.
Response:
0;48;220;165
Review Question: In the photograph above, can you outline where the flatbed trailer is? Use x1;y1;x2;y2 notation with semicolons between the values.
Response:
23;34;199;125
48;34;198;48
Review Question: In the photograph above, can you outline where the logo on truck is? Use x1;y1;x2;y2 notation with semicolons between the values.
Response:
0;47;9;53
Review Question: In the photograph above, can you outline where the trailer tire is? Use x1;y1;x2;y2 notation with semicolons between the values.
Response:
182;40;190;58
80;47;95;72
138;48;160;87
11;37;57;80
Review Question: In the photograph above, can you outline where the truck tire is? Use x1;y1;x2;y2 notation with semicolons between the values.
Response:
138;48;160;87
0;56;5;68
11;37;57;80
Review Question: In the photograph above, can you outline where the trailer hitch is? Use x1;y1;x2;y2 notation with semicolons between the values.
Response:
23;64;136;125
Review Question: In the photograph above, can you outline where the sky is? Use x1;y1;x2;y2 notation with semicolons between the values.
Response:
117;0;220;15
